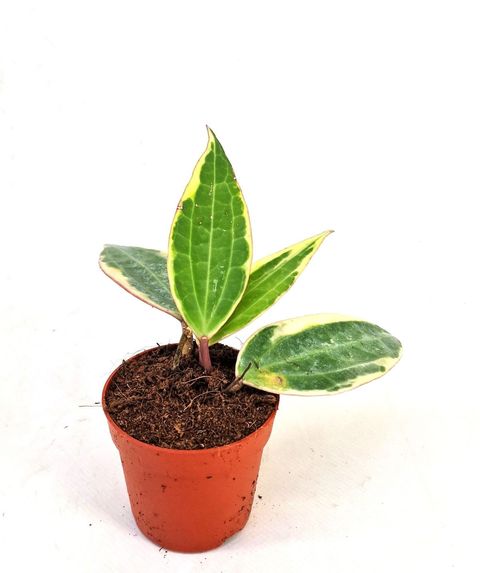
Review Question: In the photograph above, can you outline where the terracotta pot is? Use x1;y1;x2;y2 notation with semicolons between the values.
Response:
102;347;278;553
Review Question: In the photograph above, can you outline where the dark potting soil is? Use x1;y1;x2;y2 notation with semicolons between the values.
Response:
105;343;278;450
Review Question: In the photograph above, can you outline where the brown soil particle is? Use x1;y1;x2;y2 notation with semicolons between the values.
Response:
105;343;278;450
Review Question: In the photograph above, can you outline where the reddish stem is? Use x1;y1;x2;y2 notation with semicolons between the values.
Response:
198;336;212;372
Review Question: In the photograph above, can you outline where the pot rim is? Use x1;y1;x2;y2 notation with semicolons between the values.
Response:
102;345;279;456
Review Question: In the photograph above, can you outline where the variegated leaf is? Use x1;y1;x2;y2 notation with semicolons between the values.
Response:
211;231;332;343
99;244;180;319
168;128;252;340
236;314;402;395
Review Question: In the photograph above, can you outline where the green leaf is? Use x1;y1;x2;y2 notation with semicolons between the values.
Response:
211;231;332;343
236;314;402;395
168;128;252;340
99;244;180;319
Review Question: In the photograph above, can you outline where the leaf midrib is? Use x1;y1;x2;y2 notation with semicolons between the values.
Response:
203;147;217;319
110;246;169;296
208;191;235;329
249;242;312;295
229;266;298;322
269;360;387;379
257;332;396;370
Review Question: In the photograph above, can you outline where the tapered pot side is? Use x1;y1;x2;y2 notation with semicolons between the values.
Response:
102;347;278;553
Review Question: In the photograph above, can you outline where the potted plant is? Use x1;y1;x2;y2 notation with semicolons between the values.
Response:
99;128;402;553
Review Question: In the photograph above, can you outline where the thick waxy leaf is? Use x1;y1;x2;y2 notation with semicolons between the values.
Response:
211;231;332;343
99;244;180;319
168;128;252;340
236;314;402;395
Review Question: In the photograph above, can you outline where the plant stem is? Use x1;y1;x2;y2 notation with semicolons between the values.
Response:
224;362;252;393
198;336;212;371
172;321;194;369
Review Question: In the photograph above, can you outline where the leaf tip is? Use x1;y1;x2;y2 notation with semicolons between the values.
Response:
310;229;334;249
206;125;217;143
320;229;335;239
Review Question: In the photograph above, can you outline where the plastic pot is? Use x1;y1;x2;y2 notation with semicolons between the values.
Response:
102;347;278;553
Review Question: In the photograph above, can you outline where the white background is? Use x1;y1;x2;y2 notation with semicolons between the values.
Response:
1;1;479;571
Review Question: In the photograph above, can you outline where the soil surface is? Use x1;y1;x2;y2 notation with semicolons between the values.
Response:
105;343;278;450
